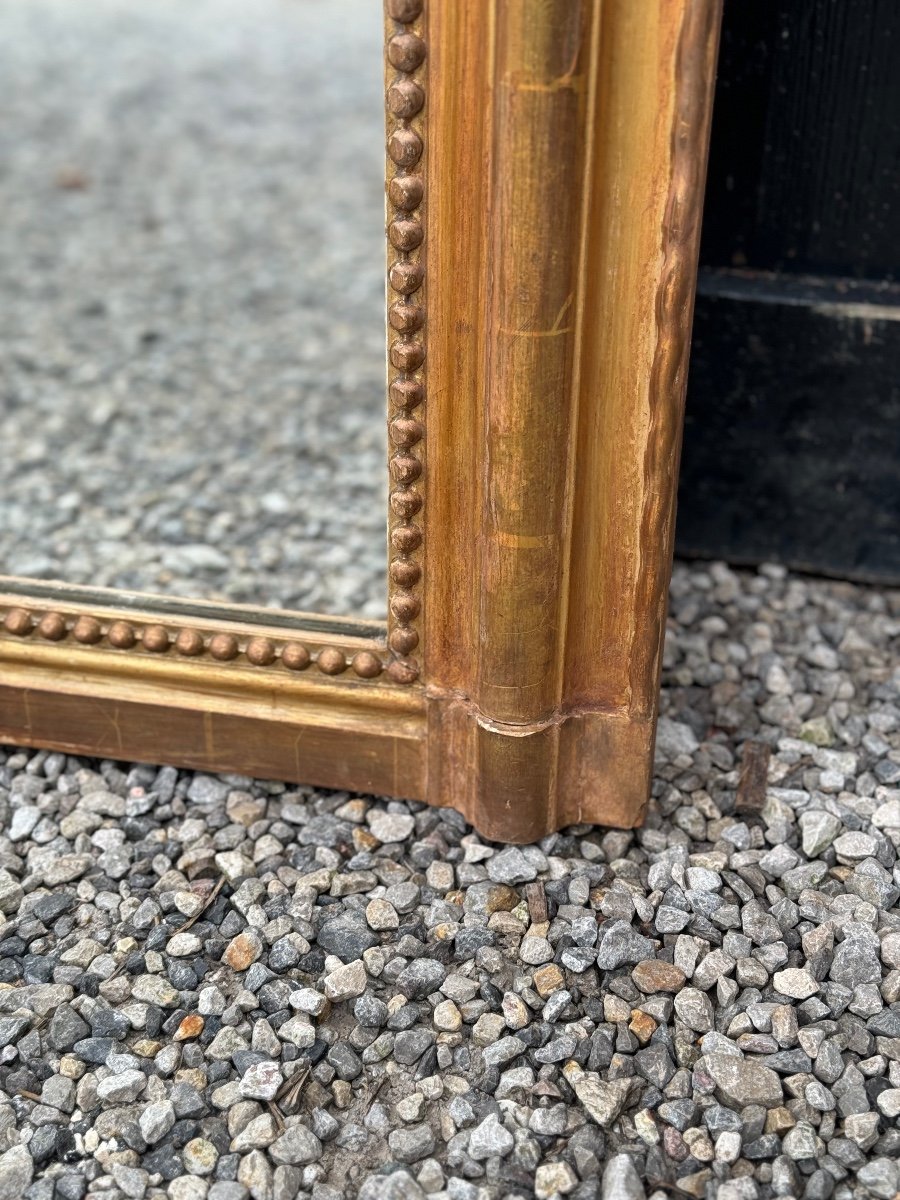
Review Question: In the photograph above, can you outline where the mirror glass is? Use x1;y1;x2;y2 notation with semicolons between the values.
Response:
0;0;387;619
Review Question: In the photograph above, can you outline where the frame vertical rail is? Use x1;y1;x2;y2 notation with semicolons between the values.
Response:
424;0;722;840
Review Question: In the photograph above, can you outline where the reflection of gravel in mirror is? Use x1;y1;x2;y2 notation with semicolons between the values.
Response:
0;0;387;618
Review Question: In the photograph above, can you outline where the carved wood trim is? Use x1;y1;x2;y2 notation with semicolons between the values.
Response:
384;0;426;685
0;594;385;681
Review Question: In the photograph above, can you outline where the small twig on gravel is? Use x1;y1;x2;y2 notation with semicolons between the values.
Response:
17;1089;73;1114
174;873;226;934
365;1074;388;1112
275;1062;311;1114
734;738;771;814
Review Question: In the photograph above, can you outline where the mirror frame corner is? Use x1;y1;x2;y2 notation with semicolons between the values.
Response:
0;0;722;842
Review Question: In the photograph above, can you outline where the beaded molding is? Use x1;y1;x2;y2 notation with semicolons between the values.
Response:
0;4;428;689
0;604;387;680
384;0;426;687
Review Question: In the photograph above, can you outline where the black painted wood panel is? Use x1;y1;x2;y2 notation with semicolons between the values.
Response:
680;270;900;583
678;0;900;582
700;0;900;279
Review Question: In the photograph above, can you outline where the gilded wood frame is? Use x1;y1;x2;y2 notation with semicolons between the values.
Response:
0;0;721;843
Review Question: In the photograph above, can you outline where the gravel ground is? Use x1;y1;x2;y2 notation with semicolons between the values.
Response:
1;560;900;1199
4;4;900;1200
0;0;387;618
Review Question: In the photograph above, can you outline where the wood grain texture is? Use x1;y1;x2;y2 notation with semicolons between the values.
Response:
565;0;722;715
0;633;425;799
477;0;594;725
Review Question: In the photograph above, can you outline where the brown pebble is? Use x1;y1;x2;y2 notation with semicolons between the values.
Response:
629;1010;658;1044
225;792;267;827
525;880;548;923
735;738;771;815
765;1106;796;1135
486;885;520;914
532;963;565;998
631;959;687;993
532;1080;563;1099
223;931;262;972
175;1014;205;1041
132;1039;162;1058
56;164;89;190
352;827;380;853
338;799;369;823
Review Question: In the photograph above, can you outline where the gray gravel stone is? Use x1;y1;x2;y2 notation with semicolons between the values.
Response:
0;872;24;915
387;1124;436;1165
782;1122;821;1160
139;1100;176;1145
799;810;842;856
674;987;714;1033
396;960;446;1000
601;1153;645;1200
96;1069;146;1103
564;1065;636;1127
772;968;819;1000
368;811;416;844
655;717;699;759
848;858;900;907
595;921;655;969
703;1054;783;1108
519;936;554;965
48;1005;90;1051
857;1157;899;1199
467;1114;514;1160
482;1035;526;1068
487;847;538;885
830;936;883;986
269;1124;322;1166
239;1061;283;1101
323;959;368;1002
393;1029;435;1066
0;1147;33;1200
359;1173;425;1200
